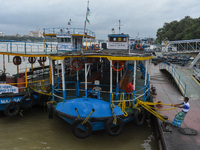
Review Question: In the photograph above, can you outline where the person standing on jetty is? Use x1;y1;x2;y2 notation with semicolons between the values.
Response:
171;97;190;127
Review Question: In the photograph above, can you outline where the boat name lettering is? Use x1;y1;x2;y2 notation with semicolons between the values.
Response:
0;97;21;104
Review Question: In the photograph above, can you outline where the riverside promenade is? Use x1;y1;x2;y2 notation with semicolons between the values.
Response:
150;63;200;150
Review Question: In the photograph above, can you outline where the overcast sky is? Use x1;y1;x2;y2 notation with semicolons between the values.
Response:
0;0;199;40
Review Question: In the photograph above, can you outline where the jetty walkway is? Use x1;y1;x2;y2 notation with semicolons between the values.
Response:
150;63;200;150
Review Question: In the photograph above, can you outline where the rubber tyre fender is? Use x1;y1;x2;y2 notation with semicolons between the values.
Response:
133;108;146;126
20;94;35;109
105;117;124;136
72;118;93;139
4;101;20;117
47;103;53;119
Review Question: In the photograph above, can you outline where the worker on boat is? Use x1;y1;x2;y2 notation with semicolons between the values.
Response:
126;79;133;100
171;97;190;127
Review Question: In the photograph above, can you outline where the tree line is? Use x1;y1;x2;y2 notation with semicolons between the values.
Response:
156;16;200;43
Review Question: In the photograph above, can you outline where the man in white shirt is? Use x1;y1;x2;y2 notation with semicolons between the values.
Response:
171;97;190;127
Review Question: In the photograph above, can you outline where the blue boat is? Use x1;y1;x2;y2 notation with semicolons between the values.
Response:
0;54;51;117
46;31;154;138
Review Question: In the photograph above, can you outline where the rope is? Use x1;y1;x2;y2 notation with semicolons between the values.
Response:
110;104;117;124
75;108;80;118
117;93;128;117
46;101;56;104
29;85;52;96
81;109;94;125
134;98;176;122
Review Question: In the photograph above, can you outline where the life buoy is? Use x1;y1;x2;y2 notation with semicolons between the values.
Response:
47;103;53;119
4;101;20;117
28;57;36;64
20;94;35;109
39;57;46;62
21;73;25;78
13;56;22;65
136;44;141;50
94;44;100;50
133;108;146;126
112;61;124;72
71;59;83;71
72;118;93;139
105;117;124;136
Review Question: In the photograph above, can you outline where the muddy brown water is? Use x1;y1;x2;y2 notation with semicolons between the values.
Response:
0;106;158;150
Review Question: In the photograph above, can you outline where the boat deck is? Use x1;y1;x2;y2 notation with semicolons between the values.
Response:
150;64;200;150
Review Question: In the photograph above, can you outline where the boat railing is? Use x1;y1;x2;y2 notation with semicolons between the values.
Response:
43;27;96;38
0;41;99;54
112;84;151;106
159;62;187;96
0;41;58;54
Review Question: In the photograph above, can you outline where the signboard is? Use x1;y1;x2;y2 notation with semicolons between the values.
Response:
108;42;128;50
0;84;19;94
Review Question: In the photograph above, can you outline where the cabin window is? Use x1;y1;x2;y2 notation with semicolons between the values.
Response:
58;38;71;43
109;37;127;42
65;38;71;43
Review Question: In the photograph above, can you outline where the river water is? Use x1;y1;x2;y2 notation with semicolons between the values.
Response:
0;50;158;150
0;106;158;150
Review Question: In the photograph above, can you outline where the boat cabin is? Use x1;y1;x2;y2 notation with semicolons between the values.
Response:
43;27;96;51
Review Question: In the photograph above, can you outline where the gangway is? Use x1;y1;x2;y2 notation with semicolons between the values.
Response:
163;39;200;53
188;52;200;69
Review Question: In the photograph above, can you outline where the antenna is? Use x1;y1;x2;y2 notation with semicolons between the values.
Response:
116;20;123;34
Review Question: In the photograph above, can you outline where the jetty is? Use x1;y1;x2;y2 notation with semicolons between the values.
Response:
151;63;200;150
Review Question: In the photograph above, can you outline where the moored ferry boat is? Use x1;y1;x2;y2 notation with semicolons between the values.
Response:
47;32;156;138
0;53;51;117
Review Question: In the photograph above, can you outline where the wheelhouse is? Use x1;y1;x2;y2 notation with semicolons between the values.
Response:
107;34;129;50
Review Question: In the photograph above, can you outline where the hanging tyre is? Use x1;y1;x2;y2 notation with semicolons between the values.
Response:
4;101;20;117
105;117;124;136
72;118;93;139
47;103;53;119
133;108;146;126
20;94;35;109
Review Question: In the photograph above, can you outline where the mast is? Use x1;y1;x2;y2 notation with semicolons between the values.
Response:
83;0;90;51
117;20;122;34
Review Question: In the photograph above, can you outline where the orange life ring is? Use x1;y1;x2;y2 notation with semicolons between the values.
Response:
94;44;100;50
112;61;124;72
136;44;141;50
71;59;83;71
21;73;25;78
13;56;22;65
39;57;46;62
28;57;36;64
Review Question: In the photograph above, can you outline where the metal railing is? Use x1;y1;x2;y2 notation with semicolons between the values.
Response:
43;27;96;38
193;67;200;82
160;62;187;96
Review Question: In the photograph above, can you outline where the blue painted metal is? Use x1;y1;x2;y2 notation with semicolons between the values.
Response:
108;34;129;38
